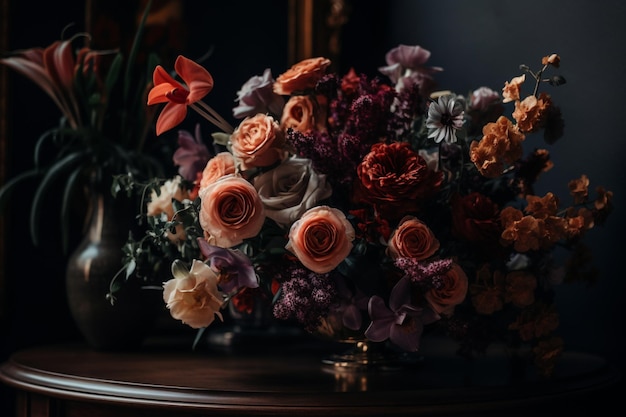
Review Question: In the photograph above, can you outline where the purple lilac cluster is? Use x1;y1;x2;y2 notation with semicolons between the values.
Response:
272;267;338;332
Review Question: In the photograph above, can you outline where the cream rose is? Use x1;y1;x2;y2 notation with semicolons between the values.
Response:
162;259;225;329
146;175;189;218
198;152;236;198
254;155;332;229
146;176;190;243
286;205;355;274
199;175;265;248
230;113;286;170
425;263;468;316
387;216;440;260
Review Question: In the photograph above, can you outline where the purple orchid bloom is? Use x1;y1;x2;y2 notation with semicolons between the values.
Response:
331;275;369;331
173;124;212;181
232;68;285;119
197;238;258;293
364;276;440;352
378;44;443;96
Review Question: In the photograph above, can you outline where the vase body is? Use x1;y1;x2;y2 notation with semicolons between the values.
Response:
65;189;161;350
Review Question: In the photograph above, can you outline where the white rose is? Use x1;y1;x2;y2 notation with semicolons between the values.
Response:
253;156;332;228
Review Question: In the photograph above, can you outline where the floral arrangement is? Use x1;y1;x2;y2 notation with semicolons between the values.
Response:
111;44;613;377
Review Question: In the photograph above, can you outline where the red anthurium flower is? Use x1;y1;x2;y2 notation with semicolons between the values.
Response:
148;55;215;136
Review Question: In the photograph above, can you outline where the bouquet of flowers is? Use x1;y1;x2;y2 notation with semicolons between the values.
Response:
111;45;613;376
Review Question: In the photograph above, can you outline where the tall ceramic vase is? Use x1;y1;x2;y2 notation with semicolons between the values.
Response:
65;187;162;350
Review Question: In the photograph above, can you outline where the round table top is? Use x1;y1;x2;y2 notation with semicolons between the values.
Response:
0;335;621;416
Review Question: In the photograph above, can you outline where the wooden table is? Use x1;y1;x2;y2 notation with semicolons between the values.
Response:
0;336;621;417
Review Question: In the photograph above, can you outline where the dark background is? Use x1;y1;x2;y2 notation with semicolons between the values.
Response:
1;0;624;414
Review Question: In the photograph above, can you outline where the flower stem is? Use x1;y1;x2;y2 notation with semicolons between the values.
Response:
190;101;234;134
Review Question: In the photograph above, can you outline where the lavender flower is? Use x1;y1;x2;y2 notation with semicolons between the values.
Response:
232;68;285;119
378;44;443;96
364;276;439;351
198;238;257;293
173;125;212;181
394;257;453;288
272;268;337;332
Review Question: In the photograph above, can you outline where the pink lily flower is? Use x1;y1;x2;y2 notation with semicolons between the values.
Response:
148;55;233;136
1;39;84;128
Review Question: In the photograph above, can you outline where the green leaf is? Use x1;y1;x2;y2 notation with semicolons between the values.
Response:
192;327;207;351
104;53;124;98
0;169;40;212
212;132;231;146
29;151;88;246
33;128;60;168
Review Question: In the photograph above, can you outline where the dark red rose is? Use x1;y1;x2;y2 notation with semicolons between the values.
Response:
354;142;443;221
451;192;502;243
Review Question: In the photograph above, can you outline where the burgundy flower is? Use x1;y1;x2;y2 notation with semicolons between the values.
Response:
354;142;443;220
450;192;502;243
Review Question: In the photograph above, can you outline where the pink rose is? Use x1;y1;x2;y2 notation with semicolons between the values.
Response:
425;263;468;316
286;206;355;274
273;57;331;95
387;216;440;261
162;260;225;329
199;175;265;248
254;155;332;228
230;113;286;170
198;152;236;197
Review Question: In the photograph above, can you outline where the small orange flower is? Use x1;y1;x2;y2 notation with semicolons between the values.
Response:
512;92;552;133
509;302;559;342
568;174;589;204
541;53;561;68
525;192;559;219
533;336;564;377
502;74;525;103
504;271;537;308
470;264;506;315
470;116;525;178
148;55;215;135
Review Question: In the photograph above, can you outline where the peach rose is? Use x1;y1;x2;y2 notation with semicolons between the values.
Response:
387;216;439;261
198;152;236;197
199;175;265;248
425;263;468;316
254;155;332;228
273;57;331;95
163;259;225;329
280;95;318;132
286;205;355;274
230;113;286;170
